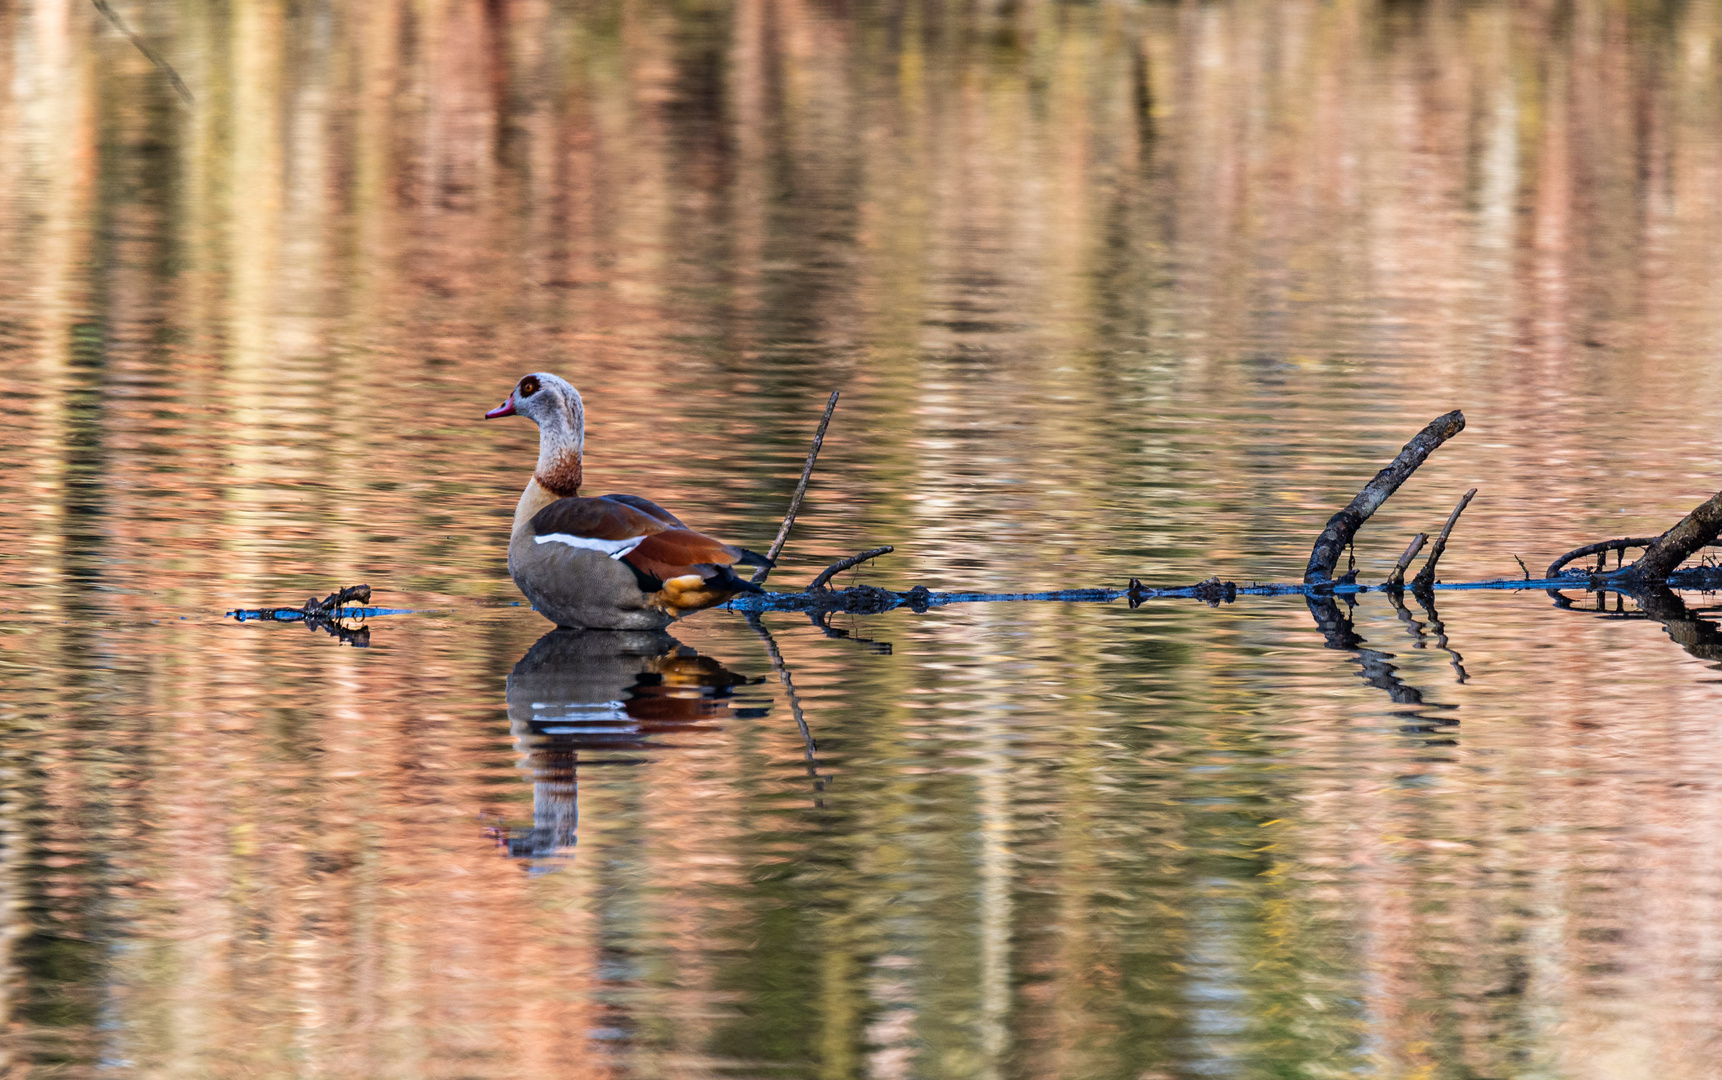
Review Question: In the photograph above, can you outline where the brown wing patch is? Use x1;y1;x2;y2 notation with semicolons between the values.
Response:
529;497;671;542
622;529;747;582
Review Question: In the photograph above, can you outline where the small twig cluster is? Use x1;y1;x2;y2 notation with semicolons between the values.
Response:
227;584;375;647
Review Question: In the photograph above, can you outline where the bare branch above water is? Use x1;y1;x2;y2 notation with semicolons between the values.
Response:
752;390;840;585
1305;411;1466;584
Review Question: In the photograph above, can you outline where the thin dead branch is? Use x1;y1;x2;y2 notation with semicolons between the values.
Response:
1412;488;1477;591
753;390;840;585
1385;533;1427;588
807;546;893;591
1304;410;1466;583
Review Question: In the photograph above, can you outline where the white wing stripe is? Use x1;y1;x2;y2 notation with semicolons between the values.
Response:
535;532;647;559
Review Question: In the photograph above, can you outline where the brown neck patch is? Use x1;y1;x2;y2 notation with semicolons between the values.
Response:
535;451;583;497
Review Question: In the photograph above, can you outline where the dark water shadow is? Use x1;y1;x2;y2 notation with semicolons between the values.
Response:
489;629;762;873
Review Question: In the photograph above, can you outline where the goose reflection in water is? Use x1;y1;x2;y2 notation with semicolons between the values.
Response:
491;629;763;870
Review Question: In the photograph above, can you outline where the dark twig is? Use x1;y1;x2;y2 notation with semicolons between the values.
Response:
1385;533;1427;588
1412;488;1477;591
92;0;195;104
807;546;893;591
304;584;372;618
1304;410;1466;583
1512;554;1531;581
753;391;840;585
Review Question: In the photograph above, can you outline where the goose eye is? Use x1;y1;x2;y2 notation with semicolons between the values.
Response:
518;377;540;397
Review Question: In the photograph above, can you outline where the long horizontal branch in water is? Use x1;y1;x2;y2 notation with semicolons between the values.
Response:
727;565;1722;615
224;412;1722;637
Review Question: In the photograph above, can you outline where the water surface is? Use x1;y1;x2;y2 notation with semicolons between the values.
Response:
4;1;1722;1077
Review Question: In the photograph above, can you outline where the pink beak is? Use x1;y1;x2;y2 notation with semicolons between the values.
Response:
484;395;516;419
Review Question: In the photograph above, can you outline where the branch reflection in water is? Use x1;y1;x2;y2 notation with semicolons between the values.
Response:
744;612;837;802
492;630;764;872
1305;595;1463;741
1558;587;1722;669
1388;589;1470;685
1307;582;1722;750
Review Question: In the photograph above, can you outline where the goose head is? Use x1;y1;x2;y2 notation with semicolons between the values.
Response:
486;372;586;495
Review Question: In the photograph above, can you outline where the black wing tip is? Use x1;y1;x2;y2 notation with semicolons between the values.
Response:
709;564;765;594
736;548;774;568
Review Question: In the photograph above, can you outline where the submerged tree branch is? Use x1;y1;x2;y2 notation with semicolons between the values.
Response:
228;415;1722;648
1304;411;1466;583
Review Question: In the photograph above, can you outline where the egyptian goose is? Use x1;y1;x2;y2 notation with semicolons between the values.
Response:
484;372;769;629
